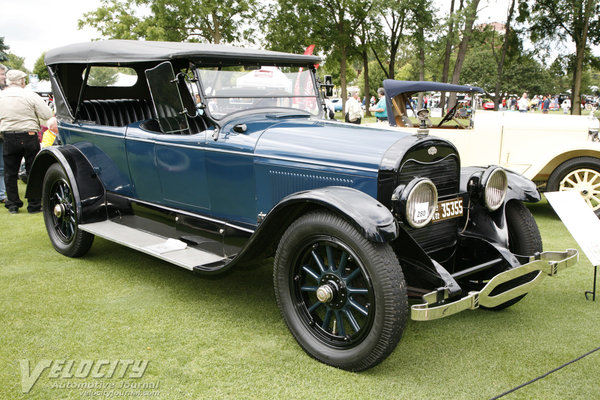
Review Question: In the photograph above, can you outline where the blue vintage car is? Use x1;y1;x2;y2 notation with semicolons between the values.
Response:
27;40;577;371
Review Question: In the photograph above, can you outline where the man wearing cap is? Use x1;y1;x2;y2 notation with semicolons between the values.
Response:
0;64;7;204
0;69;53;214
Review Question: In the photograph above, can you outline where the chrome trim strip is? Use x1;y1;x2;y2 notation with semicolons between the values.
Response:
118;195;256;234
411;249;579;321
63;126;379;173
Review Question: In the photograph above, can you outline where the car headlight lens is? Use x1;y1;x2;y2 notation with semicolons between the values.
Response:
483;168;507;211
406;179;438;228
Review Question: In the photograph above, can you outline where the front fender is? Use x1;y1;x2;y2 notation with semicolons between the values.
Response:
460;166;541;203
459;165;539;249
26;145;106;223
230;186;399;268
270;186;399;243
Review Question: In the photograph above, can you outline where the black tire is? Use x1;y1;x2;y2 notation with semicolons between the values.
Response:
42;163;94;257
273;211;407;371
546;157;600;217
482;201;543;310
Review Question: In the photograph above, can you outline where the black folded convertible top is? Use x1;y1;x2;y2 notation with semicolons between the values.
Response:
383;79;484;98
45;40;322;67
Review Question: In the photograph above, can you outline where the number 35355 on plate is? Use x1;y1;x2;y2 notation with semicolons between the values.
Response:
432;198;464;223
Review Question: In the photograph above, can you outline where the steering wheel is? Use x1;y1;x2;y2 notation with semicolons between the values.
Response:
437;103;459;127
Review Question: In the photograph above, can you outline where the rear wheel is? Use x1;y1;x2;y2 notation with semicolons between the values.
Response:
273;211;407;371
42;163;94;257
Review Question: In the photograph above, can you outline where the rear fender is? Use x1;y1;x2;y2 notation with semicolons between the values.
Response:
26;145;106;223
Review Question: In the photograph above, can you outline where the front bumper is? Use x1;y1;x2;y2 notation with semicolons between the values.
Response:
411;249;579;321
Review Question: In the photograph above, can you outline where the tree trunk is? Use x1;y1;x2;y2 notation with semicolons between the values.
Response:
571;0;594;115
448;0;480;109
363;48;372;117
340;45;348;114
417;27;425;109
493;0;515;110
439;0;455;113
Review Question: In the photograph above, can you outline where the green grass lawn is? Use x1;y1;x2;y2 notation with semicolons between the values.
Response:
1;183;599;399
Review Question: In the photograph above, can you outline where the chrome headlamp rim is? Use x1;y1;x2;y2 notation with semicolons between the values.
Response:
404;178;438;229
482;167;508;211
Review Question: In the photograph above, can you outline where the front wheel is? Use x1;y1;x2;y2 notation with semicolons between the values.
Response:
483;201;543;310
273;211;407;371
42;163;94;257
546;157;600;217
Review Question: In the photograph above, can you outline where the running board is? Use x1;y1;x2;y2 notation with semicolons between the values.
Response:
79;220;227;271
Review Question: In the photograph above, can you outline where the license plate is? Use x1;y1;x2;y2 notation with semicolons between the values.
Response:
432;198;464;223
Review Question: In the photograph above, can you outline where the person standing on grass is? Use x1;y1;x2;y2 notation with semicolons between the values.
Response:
0;64;7;204
345;90;363;125
370;87;388;122
518;92;529;112
542;96;550;114
562;97;571;114
0;70;53;214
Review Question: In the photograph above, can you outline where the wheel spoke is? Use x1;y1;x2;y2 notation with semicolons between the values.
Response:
344;267;361;283
308;301;322;313
564;177;577;187
325;245;335;271
343;309;361;332
347;287;369;295
302;265;321;282
322;309;332;330
348;298;369;316
311;250;326;273
336;251;348;274
582;170;588;184
334;310;345;336
300;285;318;292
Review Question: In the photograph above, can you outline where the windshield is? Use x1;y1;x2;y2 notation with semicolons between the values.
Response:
197;66;321;120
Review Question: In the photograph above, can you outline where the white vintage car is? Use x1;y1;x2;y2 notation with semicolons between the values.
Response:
375;80;600;215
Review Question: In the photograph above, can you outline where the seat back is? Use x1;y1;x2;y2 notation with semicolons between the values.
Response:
76;99;209;134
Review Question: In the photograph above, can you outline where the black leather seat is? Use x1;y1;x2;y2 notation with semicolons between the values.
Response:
76;99;209;134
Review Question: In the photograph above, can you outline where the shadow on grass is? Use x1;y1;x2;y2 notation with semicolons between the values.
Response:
81;236;279;320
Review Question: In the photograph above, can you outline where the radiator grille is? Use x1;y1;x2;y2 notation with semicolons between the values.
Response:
398;156;459;198
398;155;460;254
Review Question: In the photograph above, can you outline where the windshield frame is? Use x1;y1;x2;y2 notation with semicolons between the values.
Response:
193;65;324;122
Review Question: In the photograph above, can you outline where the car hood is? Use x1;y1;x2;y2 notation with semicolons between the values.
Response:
254;118;412;172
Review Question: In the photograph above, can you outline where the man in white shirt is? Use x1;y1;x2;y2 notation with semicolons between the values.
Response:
518;92;529;112
0;70;53;213
345;90;363;124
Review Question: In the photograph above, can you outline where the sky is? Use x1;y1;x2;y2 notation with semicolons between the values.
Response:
0;0;580;72
1;0;104;70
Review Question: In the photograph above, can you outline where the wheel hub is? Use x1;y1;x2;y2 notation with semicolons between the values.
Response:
53;204;64;218
316;285;334;303
319;273;347;308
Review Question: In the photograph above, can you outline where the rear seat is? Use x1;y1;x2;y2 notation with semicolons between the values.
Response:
76;99;209;134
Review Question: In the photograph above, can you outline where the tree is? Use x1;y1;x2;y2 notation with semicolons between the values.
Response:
79;0;258;44
3;53;28;73
492;0;518;109
0;36;9;61
448;0;480;108
523;0;600;114
265;0;374;111
33;53;49;81
375;0;410;80
439;0;457;112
